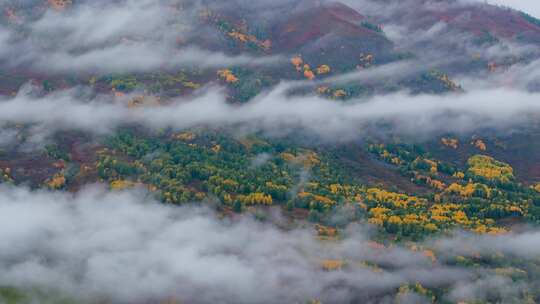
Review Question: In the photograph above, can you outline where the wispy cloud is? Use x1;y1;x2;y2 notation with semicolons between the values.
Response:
1;83;540;141
0;0;281;74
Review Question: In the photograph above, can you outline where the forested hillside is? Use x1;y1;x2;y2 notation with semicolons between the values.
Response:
1;1;540;303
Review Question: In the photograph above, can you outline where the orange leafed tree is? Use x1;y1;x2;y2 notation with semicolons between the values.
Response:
217;69;239;83
304;70;315;80
291;56;303;67
48;0;72;11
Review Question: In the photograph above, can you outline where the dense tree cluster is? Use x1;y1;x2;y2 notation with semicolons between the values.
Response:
368;142;540;229
467;154;514;183
87;131;540;241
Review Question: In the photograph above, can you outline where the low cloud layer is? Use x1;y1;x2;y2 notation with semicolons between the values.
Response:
0;185;538;303
433;230;540;259
1;83;540;141
0;185;433;303
458;58;540;91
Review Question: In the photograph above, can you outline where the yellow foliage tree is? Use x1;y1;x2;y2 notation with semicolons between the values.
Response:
445;182;490;198
453;171;465;179
280;151;320;168
316;65;331;75
315;224;338;237
366;188;425;209
473;225;507;235
239;192;273;205
467;155;513;183
172;132;196;141
47;173;66;189
387;215;403;225
110;180;137;190
332;89;347;98
321;259;344;271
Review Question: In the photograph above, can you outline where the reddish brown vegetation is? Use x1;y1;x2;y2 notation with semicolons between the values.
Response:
274;3;380;50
